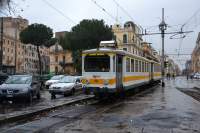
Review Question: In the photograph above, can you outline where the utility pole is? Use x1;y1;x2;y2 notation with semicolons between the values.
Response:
137;8;193;87
159;8;167;87
0;17;3;72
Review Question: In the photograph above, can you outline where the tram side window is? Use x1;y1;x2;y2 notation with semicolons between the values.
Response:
135;60;138;72
145;62;147;72
131;59;134;72
126;58;131;72
142;62;145;72
139;61;141;72
113;56;116;72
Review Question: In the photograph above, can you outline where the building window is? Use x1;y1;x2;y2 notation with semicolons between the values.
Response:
123;48;127;51
55;56;58;62
63;56;66;63
132;36;135;43
131;59;134;72
126;58;130;72
55;66;58;74
123;34;128;43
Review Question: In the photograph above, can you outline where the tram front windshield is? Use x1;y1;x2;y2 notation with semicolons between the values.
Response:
84;55;110;72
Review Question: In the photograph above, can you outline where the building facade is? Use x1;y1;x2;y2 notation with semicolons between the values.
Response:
191;32;200;73
1;17;50;74
49;31;75;74
112;21;143;56
49;43;74;74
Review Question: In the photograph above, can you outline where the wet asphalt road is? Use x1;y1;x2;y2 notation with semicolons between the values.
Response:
1;77;200;133
52;77;200;133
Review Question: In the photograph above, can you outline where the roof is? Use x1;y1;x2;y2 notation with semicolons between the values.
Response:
83;48;160;63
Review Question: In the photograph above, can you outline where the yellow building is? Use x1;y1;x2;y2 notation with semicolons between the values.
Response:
112;21;143;56
49;43;74;74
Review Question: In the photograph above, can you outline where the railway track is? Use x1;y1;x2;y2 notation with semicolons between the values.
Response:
0;83;160;132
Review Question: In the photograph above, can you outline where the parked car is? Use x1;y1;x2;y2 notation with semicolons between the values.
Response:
0;75;41;103
0;72;9;85
193;73;200;79
45;75;64;89
49;76;82;99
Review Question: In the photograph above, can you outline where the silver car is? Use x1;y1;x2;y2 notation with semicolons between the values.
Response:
49;76;82;99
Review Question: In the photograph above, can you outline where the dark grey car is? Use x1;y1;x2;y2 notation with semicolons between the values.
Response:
0;75;41;103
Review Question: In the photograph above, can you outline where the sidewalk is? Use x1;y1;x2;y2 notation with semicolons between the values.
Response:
175;76;200;102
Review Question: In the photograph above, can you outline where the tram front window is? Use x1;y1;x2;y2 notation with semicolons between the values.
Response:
84;55;110;72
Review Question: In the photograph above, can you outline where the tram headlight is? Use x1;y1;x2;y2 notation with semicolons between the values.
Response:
104;79;109;85
86;80;90;85
81;79;89;85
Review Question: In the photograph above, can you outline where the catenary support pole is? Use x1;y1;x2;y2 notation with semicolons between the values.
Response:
159;8;167;87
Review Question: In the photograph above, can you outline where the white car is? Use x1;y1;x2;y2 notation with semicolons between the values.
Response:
194;73;200;79
49;76;83;99
45;75;64;89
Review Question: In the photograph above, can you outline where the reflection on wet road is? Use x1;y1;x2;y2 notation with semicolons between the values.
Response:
55;77;200;133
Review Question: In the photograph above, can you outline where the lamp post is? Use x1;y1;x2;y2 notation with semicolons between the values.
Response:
159;8;167;87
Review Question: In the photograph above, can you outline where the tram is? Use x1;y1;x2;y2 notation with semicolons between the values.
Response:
81;41;161;96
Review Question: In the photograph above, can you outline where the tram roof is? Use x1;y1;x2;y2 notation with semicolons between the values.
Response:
83;48;160;64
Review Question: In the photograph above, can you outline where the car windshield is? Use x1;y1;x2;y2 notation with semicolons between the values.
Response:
58;77;75;83
84;55;110;72
5;76;32;84
51;75;64;80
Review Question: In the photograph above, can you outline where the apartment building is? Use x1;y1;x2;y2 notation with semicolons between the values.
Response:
1;17;50;74
191;32;200;73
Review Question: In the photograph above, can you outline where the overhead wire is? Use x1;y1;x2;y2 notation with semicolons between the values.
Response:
176;8;200;58
111;0;143;32
41;0;76;25
90;0;116;21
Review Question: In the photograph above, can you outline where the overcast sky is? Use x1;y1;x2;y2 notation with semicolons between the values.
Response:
6;0;200;69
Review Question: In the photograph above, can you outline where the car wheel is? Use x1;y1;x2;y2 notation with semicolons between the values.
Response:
51;93;56;99
71;88;75;95
27;92;33;103
37;91;41;99
0;99;3;104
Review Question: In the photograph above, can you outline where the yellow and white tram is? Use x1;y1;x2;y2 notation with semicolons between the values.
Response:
82;42;161;96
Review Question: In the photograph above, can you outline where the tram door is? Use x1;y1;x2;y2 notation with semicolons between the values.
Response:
116;55;123;89
150;63;154;81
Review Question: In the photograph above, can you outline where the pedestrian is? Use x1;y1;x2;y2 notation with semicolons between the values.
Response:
187;74;189;80
172;73;175;80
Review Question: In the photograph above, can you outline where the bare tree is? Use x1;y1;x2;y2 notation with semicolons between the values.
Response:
0;0;11;10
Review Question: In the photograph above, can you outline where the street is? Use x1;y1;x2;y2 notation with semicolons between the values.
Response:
1;77;200;133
